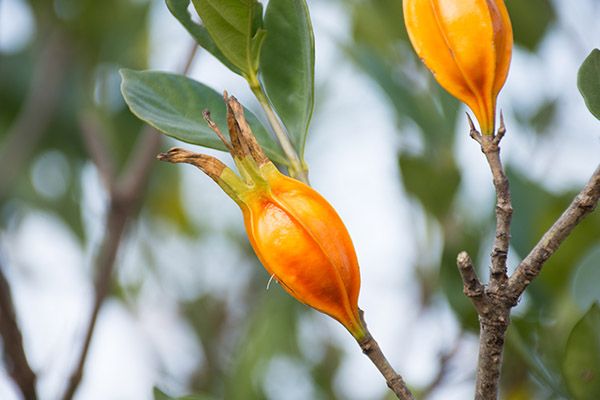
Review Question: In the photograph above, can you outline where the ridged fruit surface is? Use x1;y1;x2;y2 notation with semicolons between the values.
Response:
404;0;513;134
242;164;365;339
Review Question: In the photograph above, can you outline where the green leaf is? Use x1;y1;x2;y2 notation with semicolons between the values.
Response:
260;0;315;156
119;69;287;165
578;49;600;120
563;304;600;399
571;246;600;311
191;0;266;78
165;0;242;75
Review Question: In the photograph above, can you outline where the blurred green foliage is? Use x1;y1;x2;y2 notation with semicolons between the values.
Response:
562;304;600;399
1;0;599;399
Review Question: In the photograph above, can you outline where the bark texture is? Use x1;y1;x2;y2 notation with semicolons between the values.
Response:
459;116;600;399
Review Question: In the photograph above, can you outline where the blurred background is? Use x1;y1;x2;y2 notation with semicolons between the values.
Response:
0;0;599;399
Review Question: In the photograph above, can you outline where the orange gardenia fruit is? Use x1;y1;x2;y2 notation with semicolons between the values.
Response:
403;0;513;135
243;163;364;339
159;94;366;340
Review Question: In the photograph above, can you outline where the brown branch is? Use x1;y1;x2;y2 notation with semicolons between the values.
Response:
467;114;512;292
358;313;415;400
62;129;163;400
459;114;600;400
0;30;71;200
61;132;159;400
458;248;510;400
459;117;517;400
462;115;513;399
60;44;198;400
456;251;486;311
60;197;131;400
0;258;38;400
507;164;600;300
474;303;510;400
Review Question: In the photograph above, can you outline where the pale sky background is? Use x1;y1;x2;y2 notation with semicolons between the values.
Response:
0;0;599;399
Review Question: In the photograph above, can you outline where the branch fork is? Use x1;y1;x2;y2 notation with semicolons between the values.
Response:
458;113;600;399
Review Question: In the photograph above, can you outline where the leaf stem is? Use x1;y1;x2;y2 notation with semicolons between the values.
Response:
249;79;310;184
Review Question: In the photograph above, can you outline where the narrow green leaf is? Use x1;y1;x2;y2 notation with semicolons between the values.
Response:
119;69;287;165
260;0;315;157
563;304;600;399
578;49;600;120
165;0;241;75
191;0;265;78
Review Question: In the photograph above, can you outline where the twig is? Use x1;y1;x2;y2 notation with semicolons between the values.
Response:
467;114;512;292
60;44;198;400
507;164;600;300
464;115;514;399
0;258;38;400
458;115;600;400
456;251;485;310
0;30;71;200
358;313;415;400
60;197;131;400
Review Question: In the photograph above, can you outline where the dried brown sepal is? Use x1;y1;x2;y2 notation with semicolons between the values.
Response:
157;147;226;182
202;110;234;153
224;96;248;160
223;92;268;166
